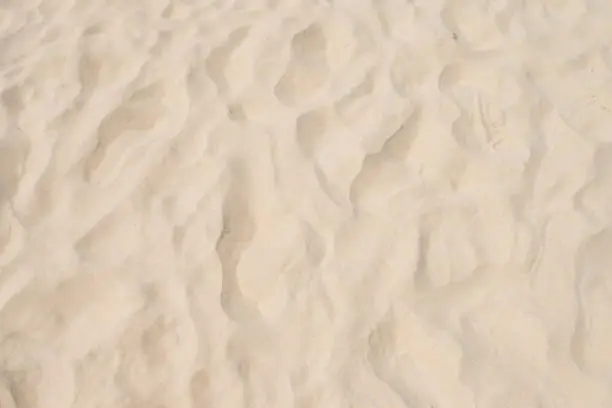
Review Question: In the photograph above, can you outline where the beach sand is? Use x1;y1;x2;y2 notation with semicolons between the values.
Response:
1;0;612;407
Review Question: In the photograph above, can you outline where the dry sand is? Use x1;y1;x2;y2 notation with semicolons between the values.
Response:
1;0;612;407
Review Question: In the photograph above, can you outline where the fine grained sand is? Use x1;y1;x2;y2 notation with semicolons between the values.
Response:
1;0;612;407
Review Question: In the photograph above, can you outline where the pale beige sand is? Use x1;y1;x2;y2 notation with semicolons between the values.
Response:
1;0;612;407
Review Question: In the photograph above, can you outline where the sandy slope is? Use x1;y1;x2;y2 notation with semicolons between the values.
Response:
1;0;612;407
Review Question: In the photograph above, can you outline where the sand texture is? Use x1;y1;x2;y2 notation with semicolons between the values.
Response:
1;0;612;407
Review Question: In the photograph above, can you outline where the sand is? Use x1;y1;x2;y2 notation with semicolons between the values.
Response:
1;0;612;407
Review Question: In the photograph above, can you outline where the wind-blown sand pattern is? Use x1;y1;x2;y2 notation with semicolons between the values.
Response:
1;0;612;407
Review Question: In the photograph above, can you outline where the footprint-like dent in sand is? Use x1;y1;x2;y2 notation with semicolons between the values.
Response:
574;228;612;374
296;108;328;159
275;22;329;105
0;379;17;408
206;27;250;95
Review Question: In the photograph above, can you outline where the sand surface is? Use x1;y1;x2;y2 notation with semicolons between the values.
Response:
1;0;612;407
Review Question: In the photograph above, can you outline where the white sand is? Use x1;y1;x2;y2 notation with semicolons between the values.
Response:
1;0;612;407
